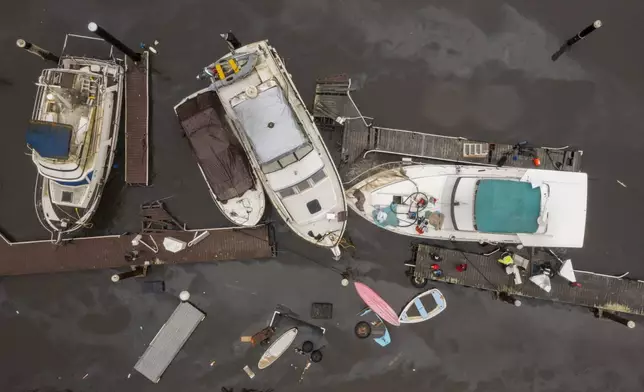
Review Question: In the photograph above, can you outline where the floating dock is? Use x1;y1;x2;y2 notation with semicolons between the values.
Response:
125;51;150;186
312;76;583;173
414;244;644;316
0;225;274;276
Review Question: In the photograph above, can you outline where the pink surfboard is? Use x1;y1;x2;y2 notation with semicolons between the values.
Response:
354;282;401;327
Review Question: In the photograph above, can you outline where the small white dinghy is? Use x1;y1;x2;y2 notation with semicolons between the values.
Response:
398;288;447;324
258;327;298;370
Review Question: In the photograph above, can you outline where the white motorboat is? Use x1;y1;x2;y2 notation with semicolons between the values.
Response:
201;40;347;257
174;88;265;226
347;164;588;248
26;56;124;239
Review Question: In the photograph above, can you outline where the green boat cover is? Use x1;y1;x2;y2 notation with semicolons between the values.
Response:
474;180;541;234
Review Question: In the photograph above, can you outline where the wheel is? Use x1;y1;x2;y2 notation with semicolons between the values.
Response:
302;341;314;353
410;275;428;288
310;350;323;363
354;321;372;338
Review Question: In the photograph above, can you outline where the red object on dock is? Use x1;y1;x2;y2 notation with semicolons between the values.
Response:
533;157;541;166
456;264;467;272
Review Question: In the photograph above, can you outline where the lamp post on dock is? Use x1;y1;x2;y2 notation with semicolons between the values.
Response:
87;22;141;62
16;39;60;63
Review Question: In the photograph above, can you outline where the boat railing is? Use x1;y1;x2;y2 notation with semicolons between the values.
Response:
343;160;410;189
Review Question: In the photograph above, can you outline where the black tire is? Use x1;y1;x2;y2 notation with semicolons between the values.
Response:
302;341;314;353
354;321;372;338
410;275;428;288
310;350;323;363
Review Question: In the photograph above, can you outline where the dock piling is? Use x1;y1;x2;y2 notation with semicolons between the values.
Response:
88;22;141;62
552;20;602;61
594;309;635;329
111;265;148;282
16;39;60;63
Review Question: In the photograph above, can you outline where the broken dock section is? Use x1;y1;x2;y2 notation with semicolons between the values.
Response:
0;224;274;277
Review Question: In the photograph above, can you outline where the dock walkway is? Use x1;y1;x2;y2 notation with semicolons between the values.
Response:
312;77;583;173
0;225;274;276
125;51;150;186
414;245;644;316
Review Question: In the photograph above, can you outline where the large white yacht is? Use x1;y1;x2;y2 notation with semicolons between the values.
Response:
346;164;588;248
26;57;124;240
200;40;347;258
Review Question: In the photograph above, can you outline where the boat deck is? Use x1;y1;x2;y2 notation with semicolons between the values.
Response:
125;51;150;186
0;225;274;276
414;245;644;316
311;77;583;174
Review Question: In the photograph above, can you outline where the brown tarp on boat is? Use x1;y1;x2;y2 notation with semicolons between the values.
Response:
176;90;254;201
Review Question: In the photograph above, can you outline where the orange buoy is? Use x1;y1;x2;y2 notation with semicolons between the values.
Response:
532;157;541;166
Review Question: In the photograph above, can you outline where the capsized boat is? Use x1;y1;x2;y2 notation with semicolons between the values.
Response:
174;88;265;226
346;164;588;248
201;40;347;258
26;56;124;239
399;288;447;324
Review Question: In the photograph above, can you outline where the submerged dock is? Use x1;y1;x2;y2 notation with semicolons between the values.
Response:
414;245;644;316
125;51;150;186
0;225;274;276
312;76;583;174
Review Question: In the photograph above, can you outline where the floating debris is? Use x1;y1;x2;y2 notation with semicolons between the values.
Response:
617;180;627;188
210;360;216;367
82;373;89;379
243;365;255;379
15;310;19;315
127;373;131;379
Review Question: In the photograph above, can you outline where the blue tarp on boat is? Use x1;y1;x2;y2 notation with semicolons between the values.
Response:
26;121;72;159
474;179;541;234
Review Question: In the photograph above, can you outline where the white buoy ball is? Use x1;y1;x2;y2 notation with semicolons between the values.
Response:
341;278;349;287
179;291;190;301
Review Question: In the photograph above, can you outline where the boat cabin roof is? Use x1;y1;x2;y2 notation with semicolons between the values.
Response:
233;84;307;165
474;179;541;233
26;121;72;159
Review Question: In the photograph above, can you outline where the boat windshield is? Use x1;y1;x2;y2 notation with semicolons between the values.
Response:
474;180;541;233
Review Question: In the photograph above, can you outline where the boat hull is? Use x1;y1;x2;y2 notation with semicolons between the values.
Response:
33;82;122;238
398;288;447;324
207;41;347;252
346;164;588;248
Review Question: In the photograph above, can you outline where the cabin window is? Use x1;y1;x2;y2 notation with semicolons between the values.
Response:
294;179;311;192
306;199;322;214
279;187;296;198
310;169;326;184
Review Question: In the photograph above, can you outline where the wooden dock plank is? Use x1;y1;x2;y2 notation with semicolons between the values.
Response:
0;226;273;276
415;245;644;316
125;52;150;186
